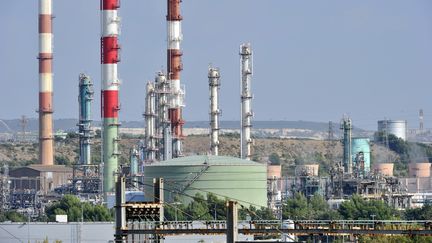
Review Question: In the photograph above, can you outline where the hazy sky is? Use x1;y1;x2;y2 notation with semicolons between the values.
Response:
1;1;432;130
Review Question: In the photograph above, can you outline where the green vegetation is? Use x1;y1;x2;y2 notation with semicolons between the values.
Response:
0;210;27;222
282;193;340;220
374;133;409;156
404;203;432;220
269;153;280;165
165;192;414;222
358;236;432;243
55;155;72;166
45;195;113;222
164;193;275;221
339;195;399;220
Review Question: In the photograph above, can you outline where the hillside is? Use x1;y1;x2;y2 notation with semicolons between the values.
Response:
0;134;399;176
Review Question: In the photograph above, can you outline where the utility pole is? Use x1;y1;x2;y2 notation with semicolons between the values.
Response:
154;178;164;243
227;201;238;243
114;174;126;243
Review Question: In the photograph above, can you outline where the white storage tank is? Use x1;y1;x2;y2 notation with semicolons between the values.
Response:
377;120;407;141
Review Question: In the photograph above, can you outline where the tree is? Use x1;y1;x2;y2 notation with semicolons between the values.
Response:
374;132;409;156
206;193;227;220
0;211;27;222
338;195;399;220
282;192;309;219
55;155;71;166
282;193;340;220
46;195;113;222
405;203;432;220
164;196;188;221
269;153;281;165
249;206;276;220
185;193;212;220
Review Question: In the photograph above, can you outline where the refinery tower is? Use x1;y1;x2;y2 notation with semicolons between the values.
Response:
101;0;121;194
38;0;54;165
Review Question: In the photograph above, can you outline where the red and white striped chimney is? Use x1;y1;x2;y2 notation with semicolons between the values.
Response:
167;0;185;157
101;0;121;193
38;0;54;165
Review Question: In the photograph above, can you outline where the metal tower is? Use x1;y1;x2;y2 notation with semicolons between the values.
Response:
155;71;172;161
38;0;54;165
167;0;185;158
341;117;352;174
78;74;94;165
101;0;121;194
20;115;28;142
130;147;139;188
208;66;221;156
240;43;253;160
144;82;157;162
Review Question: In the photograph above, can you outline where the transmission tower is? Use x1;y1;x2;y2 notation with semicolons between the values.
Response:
419;109;424;133
326;121;335;161
20;115;28;142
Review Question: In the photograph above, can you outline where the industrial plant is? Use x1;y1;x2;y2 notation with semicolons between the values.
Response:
1;0;432;242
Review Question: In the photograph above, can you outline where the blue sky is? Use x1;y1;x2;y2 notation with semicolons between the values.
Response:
1;1;432;130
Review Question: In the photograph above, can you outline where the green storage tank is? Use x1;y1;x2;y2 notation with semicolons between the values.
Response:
143;155;267;208
351;138;371;173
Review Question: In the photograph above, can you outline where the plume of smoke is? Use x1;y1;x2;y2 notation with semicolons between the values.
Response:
408;143;428;163
372;144;398;163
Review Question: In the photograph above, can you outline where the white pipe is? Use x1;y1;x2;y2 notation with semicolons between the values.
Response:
240;43;253;160
208;66;221;156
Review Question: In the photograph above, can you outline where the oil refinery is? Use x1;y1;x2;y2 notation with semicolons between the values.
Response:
1;0;432;242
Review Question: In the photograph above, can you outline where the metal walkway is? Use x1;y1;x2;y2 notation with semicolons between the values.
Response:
124;220;432;236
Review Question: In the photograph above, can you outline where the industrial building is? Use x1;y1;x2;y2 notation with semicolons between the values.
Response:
143;155;268;207
9;165;72;194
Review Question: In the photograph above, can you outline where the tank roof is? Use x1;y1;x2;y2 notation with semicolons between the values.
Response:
148;155;264;167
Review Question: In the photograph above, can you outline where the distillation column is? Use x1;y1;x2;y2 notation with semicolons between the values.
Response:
208;67;221;156
38;0;54;165
240;43;253;160
144;82;157;161
101;0;121;194
167;0;185;158
341;117;352;174
155;72;172;161
130;147;139;188
78;74;94;165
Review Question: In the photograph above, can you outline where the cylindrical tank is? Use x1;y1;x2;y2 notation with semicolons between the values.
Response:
351;138;371;173
373;163;394;176
377;120;407;141
408;163;431;178
144;155;267;207
295;164;319;177
267;165;281;179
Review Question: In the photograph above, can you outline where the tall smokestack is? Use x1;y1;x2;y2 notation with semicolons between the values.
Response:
144;81;157;161
240;43;253;160
208;66;221;156
341;117;352;174
101;0;121;194
155;72;172;161
167;0;185;158
78;74;94;165
38;0;54;165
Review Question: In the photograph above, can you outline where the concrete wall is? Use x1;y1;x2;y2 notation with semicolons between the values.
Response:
0;222;253;243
